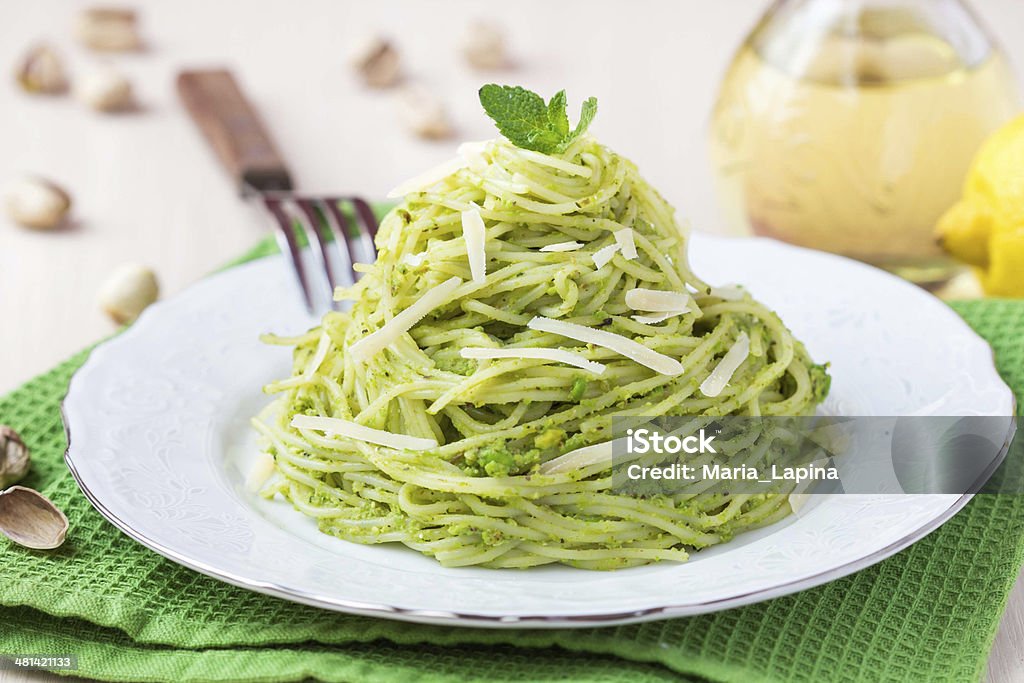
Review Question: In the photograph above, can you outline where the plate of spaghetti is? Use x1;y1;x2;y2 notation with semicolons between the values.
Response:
64;86;1013;626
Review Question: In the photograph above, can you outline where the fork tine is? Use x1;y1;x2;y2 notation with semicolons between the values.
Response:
350;197;379;239
263;197;314;312
350;197;379;264
292;198;340;309
316;198;355;290
322;199;362;283
262;194;378;313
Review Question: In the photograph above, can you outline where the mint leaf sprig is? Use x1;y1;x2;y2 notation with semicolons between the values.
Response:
478;84;597;155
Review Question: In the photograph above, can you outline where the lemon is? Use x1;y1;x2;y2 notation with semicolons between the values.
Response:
937;114;1024;294
937;113;1024;295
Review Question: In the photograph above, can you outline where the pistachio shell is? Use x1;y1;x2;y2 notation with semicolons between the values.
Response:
76;66;134;112
397;85;452;140
0;486;68;550
14;44;67;94
76;7;142;52
4;177;72;230
350;36;400;88
462;21;508;70
0;425;30;488
97;263;159;324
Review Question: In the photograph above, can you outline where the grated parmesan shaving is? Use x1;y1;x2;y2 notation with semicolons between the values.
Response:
460;347;606;375
461;205;487;284
625;288;693;313
528;316;684;376
245;452;277;492
539;241;583;253
592;243;620;269
613;228;638;259
631;311;687;324
348;277;462;362
540;441;614;475
457;140;490;173
291;414;438;451
699;332;750;398
304;332;332;377
788;492;811;514
386;156;468;198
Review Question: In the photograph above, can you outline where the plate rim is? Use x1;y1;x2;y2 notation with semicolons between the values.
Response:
61;235;1016;628
63;442;982;627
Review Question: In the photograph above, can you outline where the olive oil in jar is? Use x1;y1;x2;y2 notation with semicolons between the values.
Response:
710;2;1020;285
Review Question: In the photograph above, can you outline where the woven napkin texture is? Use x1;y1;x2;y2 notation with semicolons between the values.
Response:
1;238;1023;682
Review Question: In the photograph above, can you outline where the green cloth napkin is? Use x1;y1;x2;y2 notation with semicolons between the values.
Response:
1;237;1023;682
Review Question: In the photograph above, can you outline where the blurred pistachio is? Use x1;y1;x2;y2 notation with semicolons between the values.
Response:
97;263;159;324
76;66;134;112
350;35;401;88
0;427;30;490
14;44;67;94
397;85;452;140
0;486;68;550
4;176;71;230
76;7;141;52
462;21;508;70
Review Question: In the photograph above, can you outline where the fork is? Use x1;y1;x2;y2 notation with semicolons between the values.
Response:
176;69;378;312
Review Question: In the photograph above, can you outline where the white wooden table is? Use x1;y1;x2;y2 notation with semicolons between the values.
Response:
1;1;1022;680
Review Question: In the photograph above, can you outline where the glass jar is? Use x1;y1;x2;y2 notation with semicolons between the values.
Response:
710;0;1020;286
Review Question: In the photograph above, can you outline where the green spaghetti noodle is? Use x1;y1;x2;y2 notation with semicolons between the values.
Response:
254;87;830;570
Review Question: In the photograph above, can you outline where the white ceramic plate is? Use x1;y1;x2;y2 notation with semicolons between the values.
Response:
63;235;1014;628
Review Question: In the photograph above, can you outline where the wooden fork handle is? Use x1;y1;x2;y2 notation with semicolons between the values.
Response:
176;69;293;195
